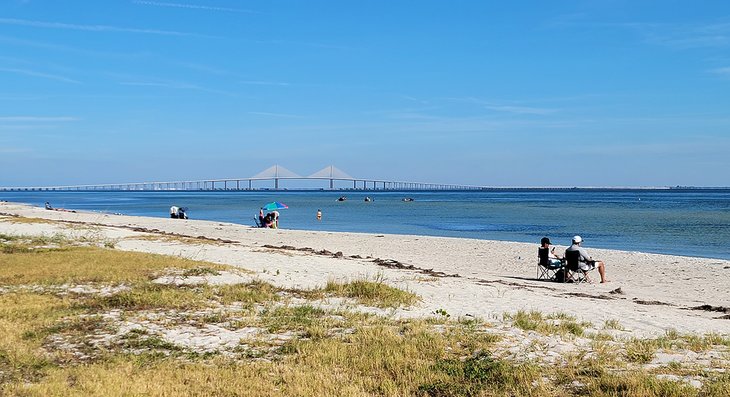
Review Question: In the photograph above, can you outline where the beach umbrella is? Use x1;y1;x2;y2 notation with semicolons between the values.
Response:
262;202;288;211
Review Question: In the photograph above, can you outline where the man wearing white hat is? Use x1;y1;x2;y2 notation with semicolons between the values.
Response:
565;235;608;283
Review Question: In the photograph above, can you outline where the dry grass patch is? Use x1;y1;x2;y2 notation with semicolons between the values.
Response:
260;305;327;333
275;322;521;396
126;234;226;246
625;338;658;364
505;310;590;337
0;232;72;254
323;278;419;308
0;293;83;385
6;216;58;225
623;331;730;364
85;284;212;311
180;267;221;277
84;281;280;311
0;246;227;285
2;232;729;396
703;373;730;396
603;319;624;330
581;371;701;396
214;281;280;306
3;319;525;397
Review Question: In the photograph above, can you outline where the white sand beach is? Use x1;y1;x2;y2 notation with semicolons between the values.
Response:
1;201;728;337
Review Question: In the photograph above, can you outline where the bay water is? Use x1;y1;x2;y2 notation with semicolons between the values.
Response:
2;190;729;260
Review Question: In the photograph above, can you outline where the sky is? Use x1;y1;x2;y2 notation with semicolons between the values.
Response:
1;0;729;187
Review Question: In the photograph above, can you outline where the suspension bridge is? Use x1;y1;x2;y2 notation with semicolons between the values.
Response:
0;165;485;192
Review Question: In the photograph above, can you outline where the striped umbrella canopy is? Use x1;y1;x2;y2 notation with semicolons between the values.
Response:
262;202;288;211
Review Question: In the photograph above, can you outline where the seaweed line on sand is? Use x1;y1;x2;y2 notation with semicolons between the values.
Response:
261;244;461;278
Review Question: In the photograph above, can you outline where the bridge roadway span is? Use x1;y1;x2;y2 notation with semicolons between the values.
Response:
0;176;488;192
0;166;690;192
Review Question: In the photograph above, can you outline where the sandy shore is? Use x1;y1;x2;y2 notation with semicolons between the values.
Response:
1;201;728;337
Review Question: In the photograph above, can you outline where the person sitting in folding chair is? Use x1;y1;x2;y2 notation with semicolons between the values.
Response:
564;235;609;283
537;237;564;281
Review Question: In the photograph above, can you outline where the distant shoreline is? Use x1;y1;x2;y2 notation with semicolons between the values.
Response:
2;186;730;193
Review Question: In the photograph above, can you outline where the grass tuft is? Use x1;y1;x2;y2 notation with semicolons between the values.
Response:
0;246;226;285
324;278;419;308
625;338;658;364
506;310;586;336
603;319;623;330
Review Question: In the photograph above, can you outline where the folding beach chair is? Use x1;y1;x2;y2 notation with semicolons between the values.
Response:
564;250;589;283
253;216;263;228
537;247;564;281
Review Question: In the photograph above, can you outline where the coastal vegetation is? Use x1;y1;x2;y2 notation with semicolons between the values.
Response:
0;223;728;396
322;277;420;308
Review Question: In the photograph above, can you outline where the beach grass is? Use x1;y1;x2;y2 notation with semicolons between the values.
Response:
5;215;59;225
323;277;420;308
1;233;729;396
125;233;233;246
505;310;591;337
0;246;227;285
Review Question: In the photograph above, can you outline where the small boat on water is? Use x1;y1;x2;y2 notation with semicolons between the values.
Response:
402;197;414;202
364;197;373;202
337;196;347;202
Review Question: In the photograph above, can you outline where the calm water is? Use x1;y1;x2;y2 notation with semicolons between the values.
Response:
2;190;729;260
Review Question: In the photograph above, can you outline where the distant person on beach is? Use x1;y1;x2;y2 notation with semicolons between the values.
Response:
272;211;279;228
316;209;322;221
565;235;608;283
539;237;563;267
259;208;265;226
170;206;179;219
45;201;53;210
263;213;274;228
178;207;188;219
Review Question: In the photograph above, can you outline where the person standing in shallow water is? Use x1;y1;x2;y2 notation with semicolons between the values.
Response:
316;209;322;221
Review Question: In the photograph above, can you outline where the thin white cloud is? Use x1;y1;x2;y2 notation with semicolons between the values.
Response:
133;1;259;14
483;105;557;115
0;35;152;59
550;18;730;50
0;116;78;121
444;97;558;115
247;111;302;118
239;80;290;86
709;67;730;77
0;147;31;153
651;31;730;49
120;81;235;96
0;67;80;83
253;39;355;51
177;62;230;75
121;81;192;88
400;95;430;105
0;124;58;131
0;94;50;101
671;22;730;48
583;139;730;157
0;17;203;37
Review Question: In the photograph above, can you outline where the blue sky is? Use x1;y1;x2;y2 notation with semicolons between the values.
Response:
1;0;729;187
